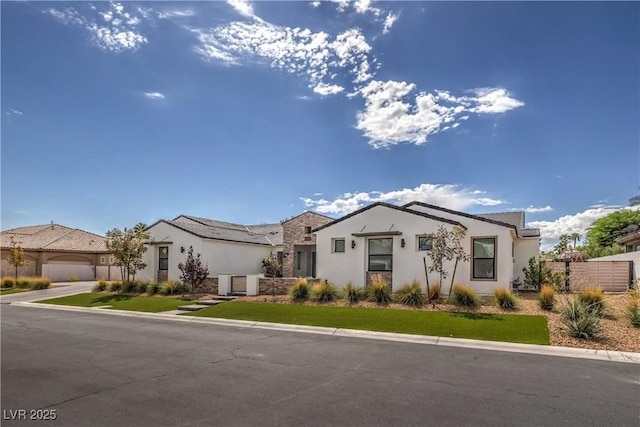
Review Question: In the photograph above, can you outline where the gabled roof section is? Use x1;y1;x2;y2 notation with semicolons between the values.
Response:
313;202;465;233
281;211;334;224
403;201;540;238
154;215;283;246
0;224;109;252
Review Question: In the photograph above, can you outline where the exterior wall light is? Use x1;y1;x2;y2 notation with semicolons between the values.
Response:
351;240;356;249
401;238;405;248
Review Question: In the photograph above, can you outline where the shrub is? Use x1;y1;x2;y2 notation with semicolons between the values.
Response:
158;281;184;295
288;279;310;302
2;277;15;288
146;281;160;295
134;280;148;294
623;297;640;328
15;277;31;289
93;281;107;292
493;287;518;309
68;275;79;282
576;288;607;316
367;275;392;305
450;284;479;308
560;298;602;339
29;277;51;290
310;282;338;303
107;281;123;293
428;280;441;301
343;283;363;304
120;281;136;293
396;281;424;307
538;285;556;311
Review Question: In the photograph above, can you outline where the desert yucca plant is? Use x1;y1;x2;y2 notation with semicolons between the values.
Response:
146;281;160;295
1;277;15;288
493;287;518;309
343;283;363;304
158;281;184;295
538;285;556;311
120;281;136;293
450;284;479;308
367;275;392;305
107;281;123;293
576;288;607;316
428;280;441;301
560;298;602;339
623;296;640;328
310;282;338;303
396;281;424;307
288;278;310;302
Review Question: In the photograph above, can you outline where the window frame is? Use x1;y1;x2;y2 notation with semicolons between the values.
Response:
417;236;432;251
332;238;346;253
472;237;496;280
368;237;393;272
304;226;312;234
159;246;169;271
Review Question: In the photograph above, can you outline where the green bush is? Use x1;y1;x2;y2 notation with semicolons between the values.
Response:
576;288;607;316
146;281;160;295
538;285;556;311
120;281;136;293
367;275;392;305
134;280;148;294
450;284;479;308
2;277;15;288
493;287;518;309
107;281;123;293
343;283;363;304
310;282;338;303
29;278;51;290
560;298;602;339
288;279;310;302
623;297;640;328
396;281;424;307
68;275;79;282
158;281;185;295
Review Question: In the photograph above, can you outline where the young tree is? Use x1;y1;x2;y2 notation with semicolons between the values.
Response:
446;228;470;296
423;226;469;297
178;246;209;293
106;223;151;283
7;237;28;280
262;253;281;302
584;209;640;258
522;256;555;291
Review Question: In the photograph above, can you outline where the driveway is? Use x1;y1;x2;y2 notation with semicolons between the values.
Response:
0;281;95;304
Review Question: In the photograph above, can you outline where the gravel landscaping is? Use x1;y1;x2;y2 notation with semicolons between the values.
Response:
237;292;640;353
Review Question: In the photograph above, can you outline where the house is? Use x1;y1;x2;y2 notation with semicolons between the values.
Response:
617;225;640;253
313;202;540;294
281;211;334;278
136;215;283;283
0;223;115;281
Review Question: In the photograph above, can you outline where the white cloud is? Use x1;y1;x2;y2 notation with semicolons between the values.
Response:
46;3;148;53
227;0;256;19
527;205;640;252
516;205;554;213
314;83;344;96
144;92;165;100
301;183;506;215
157;9;194;19
310;1;322;8
5;108;23;116
470;87;525;114
382;12;399;34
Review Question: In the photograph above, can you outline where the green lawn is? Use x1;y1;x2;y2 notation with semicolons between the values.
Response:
0;288;31;295
186;302;550;345
37;293;194;313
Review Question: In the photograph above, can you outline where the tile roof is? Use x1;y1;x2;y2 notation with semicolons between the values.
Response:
0;224;109;252
159;215;283;246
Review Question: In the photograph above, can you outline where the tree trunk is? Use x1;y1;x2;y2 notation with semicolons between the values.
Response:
423;257;431;305
448;258;459;297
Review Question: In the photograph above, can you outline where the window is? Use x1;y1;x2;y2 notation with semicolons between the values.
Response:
472;238;496;280
109;256;114;264
417;236;432;251
333;238;345;253
100;256;106;264
159;246;169;271
305;226;312;234
296;251;302;270
368;238;393;271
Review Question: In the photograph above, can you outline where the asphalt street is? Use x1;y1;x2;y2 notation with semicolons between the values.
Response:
2;304;639;427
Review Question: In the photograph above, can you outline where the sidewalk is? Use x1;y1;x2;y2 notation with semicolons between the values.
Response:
9;300;640;365
0;281;96;304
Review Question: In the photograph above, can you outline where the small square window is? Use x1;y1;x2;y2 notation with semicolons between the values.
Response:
333;239;345;253
100;256;106;264
417;236;432;251
305;226;312;234
109;256;115;264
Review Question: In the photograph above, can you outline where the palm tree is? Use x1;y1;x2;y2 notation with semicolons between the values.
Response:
570;232;581;250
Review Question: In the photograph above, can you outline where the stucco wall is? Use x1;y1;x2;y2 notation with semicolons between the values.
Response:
316;205;519;294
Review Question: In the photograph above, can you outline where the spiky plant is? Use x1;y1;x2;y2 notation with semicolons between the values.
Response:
288;278;310;302
310;282;338;303
450;284;479;308
367;275;392;305
576;288;607;316
343;283;363;304
396;281;424;307
560;298;602;339
538;285;556;311
493;287;518;309
623;296;640;328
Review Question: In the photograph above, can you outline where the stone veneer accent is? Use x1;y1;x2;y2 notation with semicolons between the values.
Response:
282;212;333;277
259;277;321;295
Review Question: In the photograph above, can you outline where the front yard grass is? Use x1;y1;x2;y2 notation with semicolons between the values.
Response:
36;293;194;313
186;302;550;345
0;288;31;295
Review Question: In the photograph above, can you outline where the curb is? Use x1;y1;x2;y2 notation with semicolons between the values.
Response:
9;301;640;364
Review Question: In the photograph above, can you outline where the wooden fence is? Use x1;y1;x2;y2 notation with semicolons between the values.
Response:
548;261;632;292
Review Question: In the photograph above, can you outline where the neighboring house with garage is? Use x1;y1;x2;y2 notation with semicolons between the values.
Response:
136;215;283;283
313;202;540;295
0;223;115;281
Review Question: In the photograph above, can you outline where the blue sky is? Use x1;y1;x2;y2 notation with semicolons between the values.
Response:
2;1;639;250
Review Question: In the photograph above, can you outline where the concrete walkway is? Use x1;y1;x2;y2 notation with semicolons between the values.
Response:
8;298;640;365
0;280;96;304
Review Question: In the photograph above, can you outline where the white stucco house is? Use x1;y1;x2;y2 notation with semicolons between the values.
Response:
136;215;282;283
314;202;540;295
